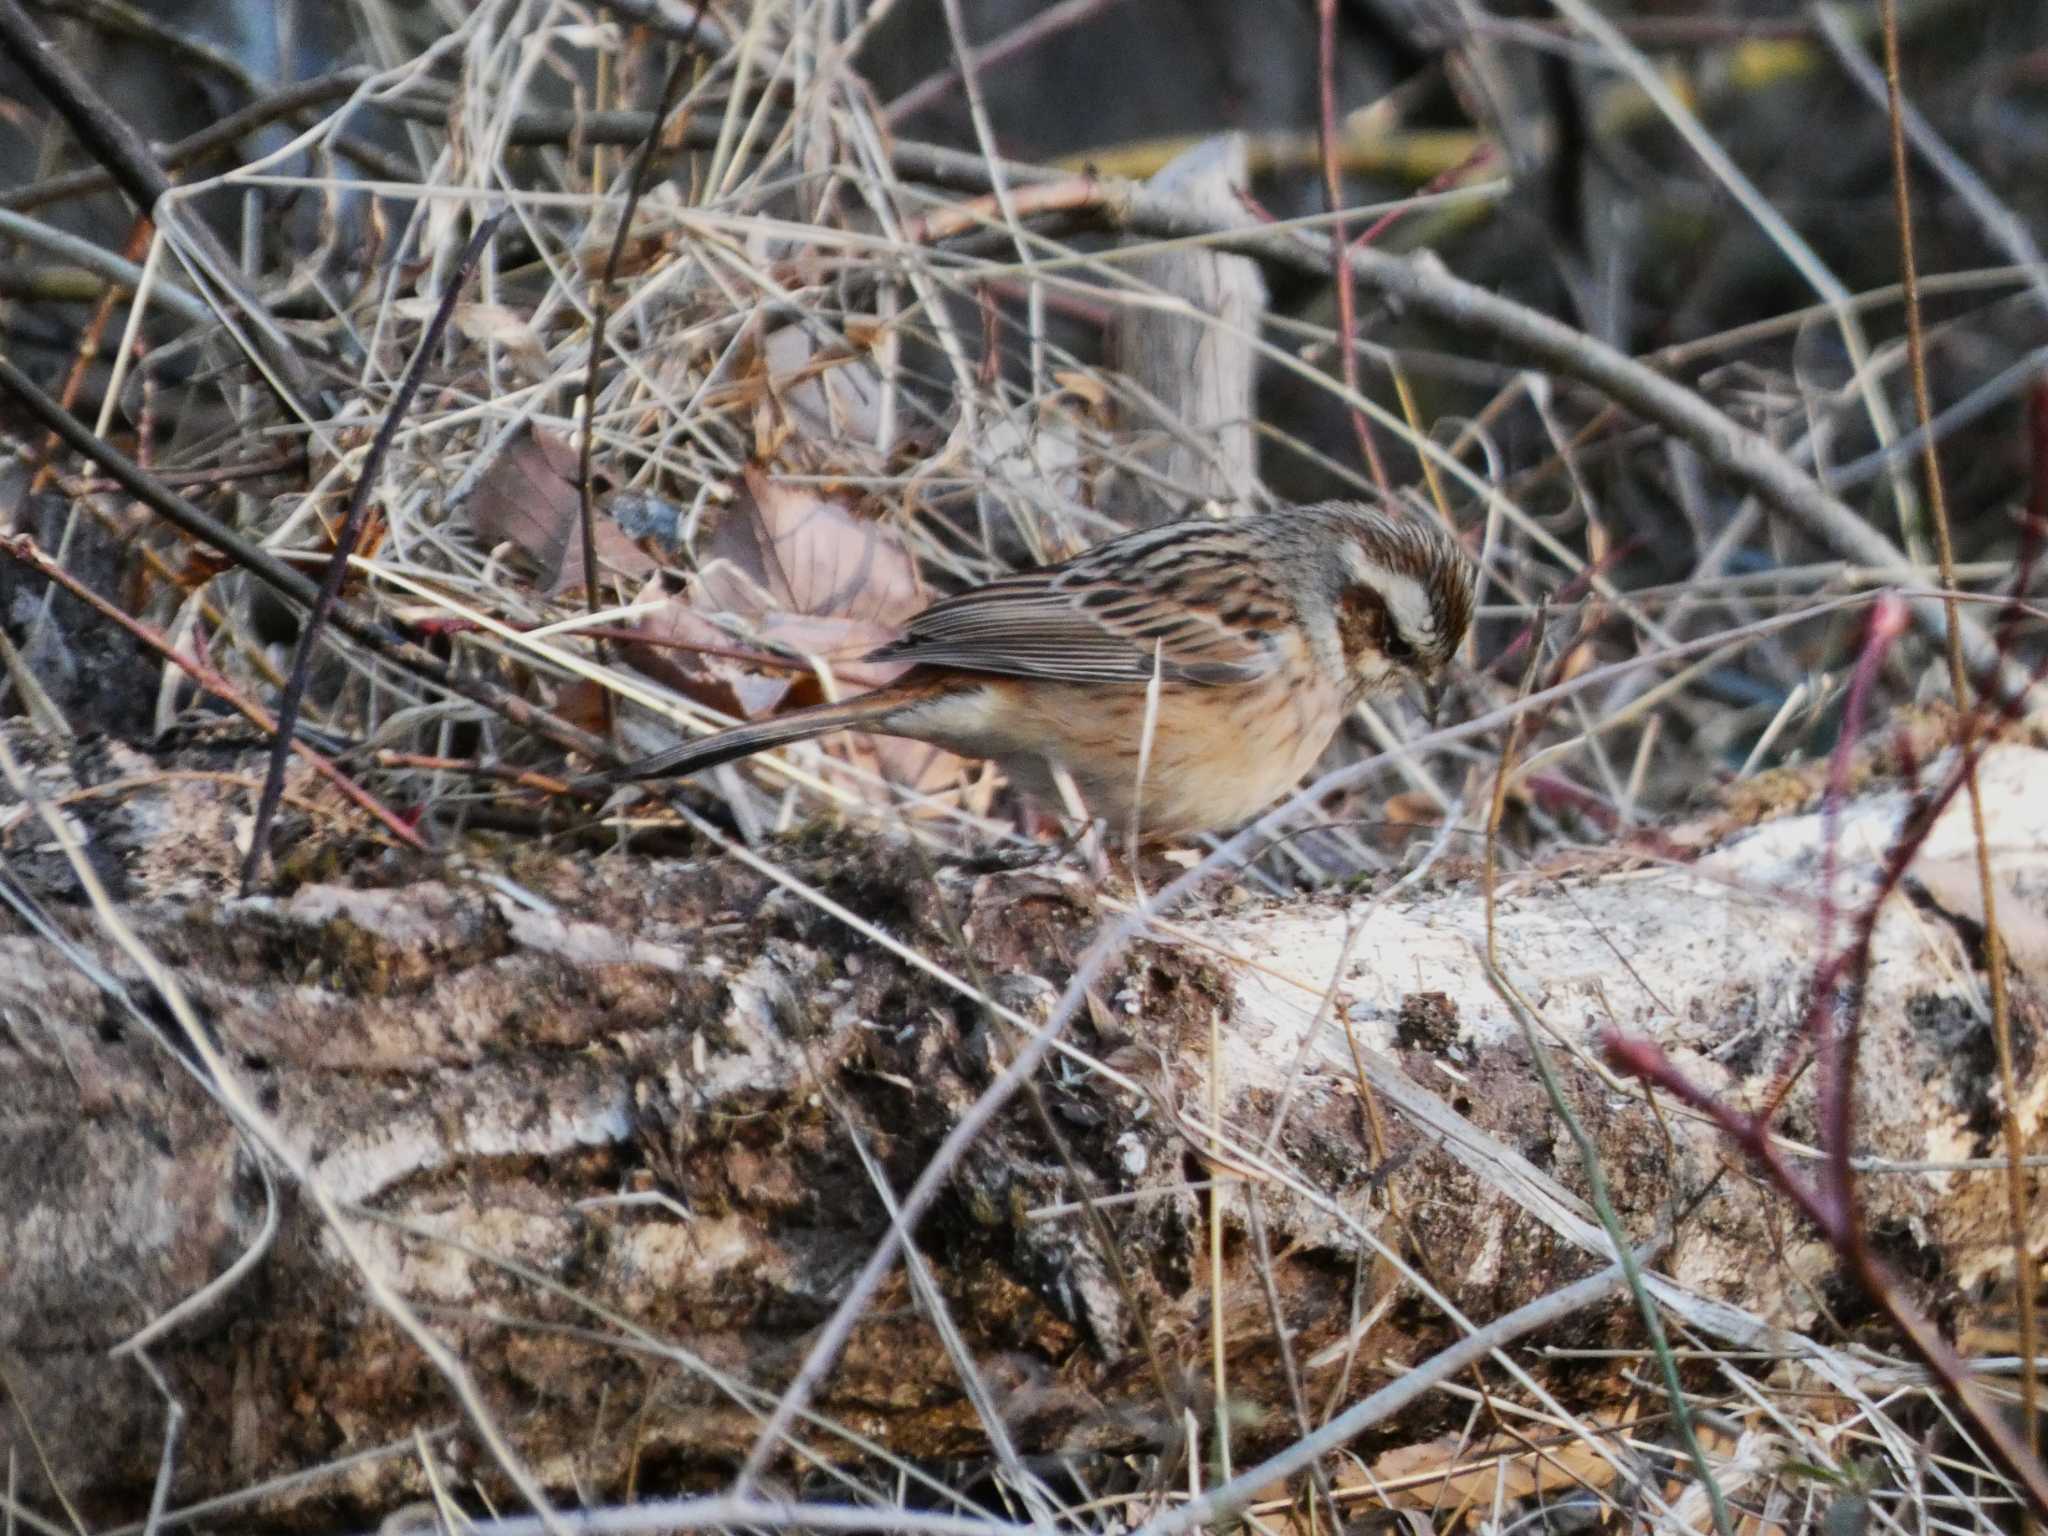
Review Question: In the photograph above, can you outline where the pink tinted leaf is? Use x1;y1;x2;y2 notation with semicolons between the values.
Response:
620;583;796;722
464;422;653;595
742;463;923;626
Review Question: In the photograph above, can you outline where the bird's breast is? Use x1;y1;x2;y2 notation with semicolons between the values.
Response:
887;671;1347;838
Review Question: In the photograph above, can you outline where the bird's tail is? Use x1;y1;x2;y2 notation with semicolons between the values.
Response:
609;691;907;782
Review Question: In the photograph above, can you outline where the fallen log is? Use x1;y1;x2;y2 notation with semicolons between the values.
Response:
2;720;2043;1528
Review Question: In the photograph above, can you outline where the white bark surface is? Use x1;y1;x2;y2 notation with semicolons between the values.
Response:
1108;133;1267;523
2;724;2042;1524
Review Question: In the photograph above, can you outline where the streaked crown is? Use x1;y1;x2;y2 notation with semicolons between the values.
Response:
1309;499;1475;686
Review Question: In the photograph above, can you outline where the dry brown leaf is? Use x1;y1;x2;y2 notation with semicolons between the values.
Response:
763;326;887;448
392;298;548;370
742;462;923;626
619;573;912;721
1357;1420;1624;1507
620;581;797;723
463;423;654;595
1053;368;1109;410
1381;790;1445;829
746;613;909;693
553;679;613;737
618;472;968;794
819;732;974;812
690;515;779;607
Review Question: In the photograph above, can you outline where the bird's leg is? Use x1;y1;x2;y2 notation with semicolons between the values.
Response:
955;801;1097;875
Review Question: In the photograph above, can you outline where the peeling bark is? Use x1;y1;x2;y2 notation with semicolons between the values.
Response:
2;722;2044;1527
1107;133;1266;525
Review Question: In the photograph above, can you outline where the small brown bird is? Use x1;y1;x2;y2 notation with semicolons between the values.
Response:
614;499;1475;838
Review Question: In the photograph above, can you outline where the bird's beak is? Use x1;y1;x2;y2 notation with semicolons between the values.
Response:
1421;673;1448;729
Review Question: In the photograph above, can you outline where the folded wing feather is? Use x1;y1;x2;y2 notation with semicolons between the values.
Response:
866;523;1288;686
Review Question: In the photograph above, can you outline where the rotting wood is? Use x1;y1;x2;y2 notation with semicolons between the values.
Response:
2;721;2044;1526
1106;134;1266;526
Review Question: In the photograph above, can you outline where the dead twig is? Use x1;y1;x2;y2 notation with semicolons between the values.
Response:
0;69;377;214
0;0;316;402
0;532;428;853
1314;0;1389;494
0;351;611;769
239;210;502;891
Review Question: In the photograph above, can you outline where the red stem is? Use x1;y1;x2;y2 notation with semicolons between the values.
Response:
1315;0;1389;495
1601;591;2048;1515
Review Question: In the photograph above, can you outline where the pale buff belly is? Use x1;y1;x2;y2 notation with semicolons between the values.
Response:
887;676;1347;837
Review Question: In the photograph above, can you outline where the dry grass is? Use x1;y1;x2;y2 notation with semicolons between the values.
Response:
4;0;2048;1533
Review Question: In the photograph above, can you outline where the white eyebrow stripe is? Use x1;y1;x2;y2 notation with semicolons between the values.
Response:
1373;571;1437;643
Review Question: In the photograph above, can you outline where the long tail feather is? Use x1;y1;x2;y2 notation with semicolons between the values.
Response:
610;694;901;782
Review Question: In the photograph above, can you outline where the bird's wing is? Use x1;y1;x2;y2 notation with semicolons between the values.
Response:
870;521;1291;686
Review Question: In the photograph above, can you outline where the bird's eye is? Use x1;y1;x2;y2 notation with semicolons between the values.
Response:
1384;632;1416;663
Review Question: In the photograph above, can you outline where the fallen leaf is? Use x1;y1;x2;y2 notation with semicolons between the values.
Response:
463;423;653;595
618;476;968;797
762;324;888;450
621;570;911;723
620;578;797;723
745;613;910;693
1052;369;1109;410
393;299;548;371
1380;790;1445;828
742;462;923;626
554;678;613;736
1356;1415;1628;1507
858;737;971;800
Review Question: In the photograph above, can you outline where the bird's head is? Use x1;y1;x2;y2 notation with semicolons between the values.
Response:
1322;500;1476;705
